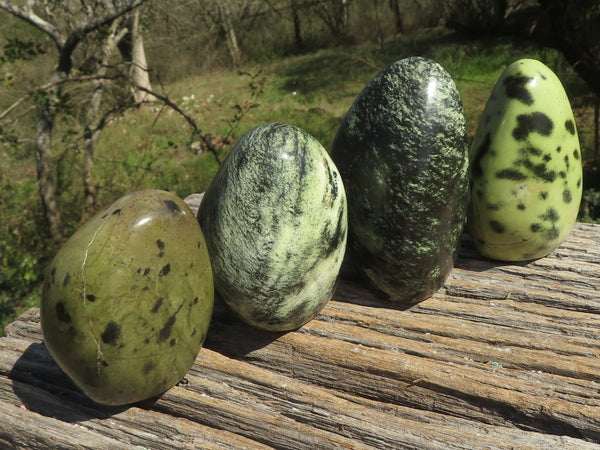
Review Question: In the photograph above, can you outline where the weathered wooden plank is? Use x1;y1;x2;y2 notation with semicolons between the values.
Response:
0;222;598;448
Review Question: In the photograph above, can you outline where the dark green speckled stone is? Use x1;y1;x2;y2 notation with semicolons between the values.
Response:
331;57;469;305
198;122;347;332
41;190;214;406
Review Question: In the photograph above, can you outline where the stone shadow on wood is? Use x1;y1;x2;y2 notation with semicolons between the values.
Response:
9;342;130;422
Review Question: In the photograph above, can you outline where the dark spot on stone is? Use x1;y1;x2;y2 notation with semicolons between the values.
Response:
523;145;542;156
157;239;165;250
472;133;492;178
151;297;164;313
543;226;560;241
144;338;151;345
157;304;183;343
556;146;562;153
489;220;505;233
144;268;151;276
193;297;199;305
191;328;197;337
487;203;501;211
162;199;181;214
55;302;71;323
512;112;554;141
539;191;548;200
170;338;176;347
543;154;552;162
159;264;171;276
504;75;534;105
101;213;108;219
62;272;71;287
143;362;154;374
112;208;122;215
517;203;526;210
573;149;580;160
577;177;582;188
496;169;527;181
86;294;96;302
565;119;576;135
563;189;572;203
564;154;570;171
540;207;560;223
197;241;202;249
559;171;567;179
101;360;109;367
519;159;556;182
530;223;541;232
101;321;121;345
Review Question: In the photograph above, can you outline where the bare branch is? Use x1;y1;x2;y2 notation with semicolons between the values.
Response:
0;0;65;47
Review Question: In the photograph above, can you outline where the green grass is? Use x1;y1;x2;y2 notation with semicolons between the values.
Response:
1;28;598;334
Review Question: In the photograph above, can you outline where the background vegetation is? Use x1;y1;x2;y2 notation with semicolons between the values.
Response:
1;0;599;334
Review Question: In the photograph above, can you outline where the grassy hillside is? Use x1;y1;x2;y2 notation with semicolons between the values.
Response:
1;27;598;333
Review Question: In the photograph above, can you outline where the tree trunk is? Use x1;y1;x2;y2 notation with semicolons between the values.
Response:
290;0;304;50
129;10;154;103
218;3;242;68
83;20;128;216
35;70;65;244
389;0;403;34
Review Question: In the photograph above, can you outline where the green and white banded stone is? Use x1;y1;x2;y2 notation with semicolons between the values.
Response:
331;56;469;305
41;190;214;406
198;122;347;332
469;59;583;261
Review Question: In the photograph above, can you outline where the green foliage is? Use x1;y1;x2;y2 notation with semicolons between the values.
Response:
0;37;46;65
579;189;600;224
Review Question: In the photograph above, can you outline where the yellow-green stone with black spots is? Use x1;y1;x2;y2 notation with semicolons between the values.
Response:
469;59;582;261
331;57;469;305
41;190;214;406
198;122;347;332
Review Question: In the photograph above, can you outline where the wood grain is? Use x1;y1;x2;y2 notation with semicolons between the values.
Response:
1;221;599;449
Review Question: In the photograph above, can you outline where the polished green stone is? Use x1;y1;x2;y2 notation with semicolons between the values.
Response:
198;122;347;331
469;59;582;261
331;56;469;305
41;190;214;406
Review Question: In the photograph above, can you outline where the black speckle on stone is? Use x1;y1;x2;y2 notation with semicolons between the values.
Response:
523;145;542;157
157;239;165;250
151;297;164;313
512;112;554;141
504;75;534;105
62;272;71;287
539;191;549;200
564;154;570;171
565;119;576;135
577;177;582;188
197;241;202;249
159;264;171;276
112;208;122;216
193;297;199;305
55;302;71;323
472;133;492;178
169;338;176;347
487;203;501;211
143;362;154;374
489;220;505;233
520;159;556;182
495;169;527;181
563;189;572;203
544;226;560;241
543;154;552;163
559;171;567;179
144;338;151;345
556;146;562;153
162;199;181;215
86;294;96;302
157;304;183;343
530;223;541;232
573;149;580;160
540;207;560;223
517;203;526;210
191;328;197;337
101;321;121;345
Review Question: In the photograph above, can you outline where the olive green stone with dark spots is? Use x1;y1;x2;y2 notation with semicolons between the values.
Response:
198;122;347;332
469;59;582;261
41;190;214;406
331;57;469;305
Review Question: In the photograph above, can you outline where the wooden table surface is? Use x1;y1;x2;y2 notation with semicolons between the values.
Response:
1;221;599;449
